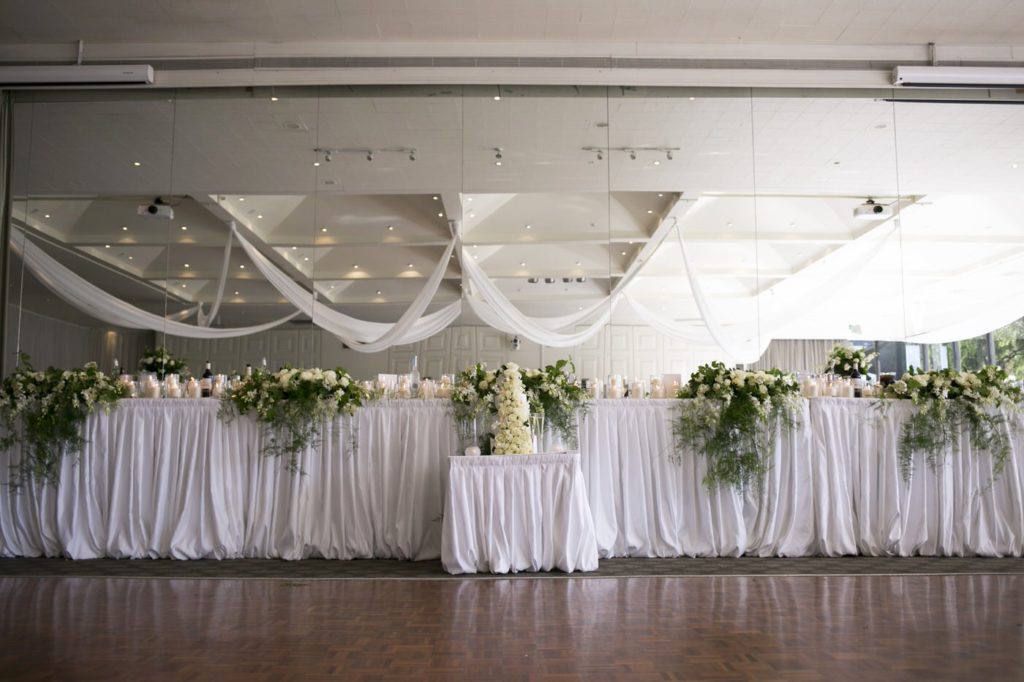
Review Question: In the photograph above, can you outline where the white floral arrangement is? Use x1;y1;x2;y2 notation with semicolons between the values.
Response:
492;363;533;455
824;345;877;378
221;365;365;472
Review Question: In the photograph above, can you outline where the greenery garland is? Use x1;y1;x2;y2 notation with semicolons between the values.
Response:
0;355;129;487
451;359;588;455
672;361;801;491
221;366;366;473
885;365;1021;483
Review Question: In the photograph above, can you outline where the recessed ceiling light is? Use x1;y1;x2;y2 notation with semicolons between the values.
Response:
473;254;478;260
180;284;187;288
578;306;584;311
647;210;654;214
291;246;298;251
575;260;581;266
520;261;526;267
256;214;263;219
387;225;394;231
321;227;327;232
183;263;189;268
495;160;502;166
104;244;110;249
467;197;473;202
653;160;660;166
621;250;627;256
407;263;414;268
494;95;501;101
303;256;309;261
270;96;278;102
353;264;360;269
121;225;128;231
688;96;695;101
233;291;239;295
469;213;476;218
1013;162;1019;169
438;212;444;217
525;224;532;230
313;161;320;167
43;213;51;218
239;264;245;269
329;284;335;289
127;256;133;260
472;244;478;248
657;193;664;197
180;225;188;231
238;197;245;202
376;290;382;295
132;161;141;167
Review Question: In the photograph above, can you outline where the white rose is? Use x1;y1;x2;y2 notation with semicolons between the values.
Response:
300;371;313;382
340;376;350;388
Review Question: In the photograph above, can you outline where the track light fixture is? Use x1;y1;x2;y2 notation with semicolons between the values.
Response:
313;147;417;163
582;146;681;163
494;147;503;166
629;150;637;161
366;151;374;162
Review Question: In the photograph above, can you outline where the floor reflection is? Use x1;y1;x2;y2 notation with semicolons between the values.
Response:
1;575;1021;680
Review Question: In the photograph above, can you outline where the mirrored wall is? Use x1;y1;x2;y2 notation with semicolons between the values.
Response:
6;84;1024;379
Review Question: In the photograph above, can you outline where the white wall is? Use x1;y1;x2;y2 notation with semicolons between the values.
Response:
164;324;722;380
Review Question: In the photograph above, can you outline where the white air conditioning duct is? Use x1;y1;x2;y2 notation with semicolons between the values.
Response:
893;66;1024;88
0;65;154;87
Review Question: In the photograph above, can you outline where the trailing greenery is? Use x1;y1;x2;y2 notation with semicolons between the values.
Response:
885;365;1022;483
0;355;129;488
824;344;877;377
221;366;366;473
139;346;188;379
451;359;588;455
673;361;801;491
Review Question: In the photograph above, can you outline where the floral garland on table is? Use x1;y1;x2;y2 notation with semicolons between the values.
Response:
519;359;588;448
885;365;1022;483
824;345;877;378
0;355;129;487
493;363;532;455
451;360;588;455
139;346;188;379
672;361;801;491
221;366;366;473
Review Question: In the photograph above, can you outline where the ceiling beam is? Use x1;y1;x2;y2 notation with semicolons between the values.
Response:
611;192;695;294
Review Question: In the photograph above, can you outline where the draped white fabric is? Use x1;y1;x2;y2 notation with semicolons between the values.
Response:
196;227;234;327
231;226;461;352
11;230;300;339
0;399;454;560
2;398;1021;560
442;452;599;574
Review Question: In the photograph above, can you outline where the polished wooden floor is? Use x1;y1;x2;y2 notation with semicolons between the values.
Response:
1;574;1022;681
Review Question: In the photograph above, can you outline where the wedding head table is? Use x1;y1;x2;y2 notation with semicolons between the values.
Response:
1;397;1022;564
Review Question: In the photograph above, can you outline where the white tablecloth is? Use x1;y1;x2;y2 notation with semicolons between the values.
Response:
580;398;1024;558
0;399;455;560
441;452;598;574
2;397;1021;560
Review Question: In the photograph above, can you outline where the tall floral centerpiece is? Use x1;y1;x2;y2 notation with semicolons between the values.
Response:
673;361;801;491
824;345;876;377
139;346;187;379
519;358;587;449
493;363;533;455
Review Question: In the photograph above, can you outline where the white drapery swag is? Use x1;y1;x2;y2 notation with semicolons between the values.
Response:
11;230;300;339
231;225;461;352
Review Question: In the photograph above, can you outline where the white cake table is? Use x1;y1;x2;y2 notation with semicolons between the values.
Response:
441;452;599;574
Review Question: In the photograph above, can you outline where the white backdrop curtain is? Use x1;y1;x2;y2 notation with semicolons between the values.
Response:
11;230;299;339
749;339;843;373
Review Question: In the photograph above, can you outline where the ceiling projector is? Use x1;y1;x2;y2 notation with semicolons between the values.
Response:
853;199;892;220
138;198;174;219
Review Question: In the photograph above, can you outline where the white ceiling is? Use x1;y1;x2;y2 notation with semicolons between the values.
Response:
4;3;1024;341
2;1;1024;46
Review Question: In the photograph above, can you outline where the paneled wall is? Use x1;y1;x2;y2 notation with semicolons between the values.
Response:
165;325;723;380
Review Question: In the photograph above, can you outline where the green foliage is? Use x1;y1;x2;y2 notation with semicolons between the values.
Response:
0;354;130;487
221;366;365;473
673;362;801;491
886;365;1021;483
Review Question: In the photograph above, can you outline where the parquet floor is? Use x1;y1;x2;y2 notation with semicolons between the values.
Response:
1;574;1022;681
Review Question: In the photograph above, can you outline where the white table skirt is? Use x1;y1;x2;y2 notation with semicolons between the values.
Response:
441;452;599;574
2;397;1021;560
0;399;455;560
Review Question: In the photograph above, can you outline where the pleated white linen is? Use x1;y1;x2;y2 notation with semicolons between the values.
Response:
579;399;816;558
810;398;1024;557
442;452;599;574
0;399;455;560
